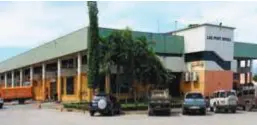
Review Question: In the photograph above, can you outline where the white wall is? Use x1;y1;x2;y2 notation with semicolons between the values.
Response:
176;27;206;53
231;60;238;72
177;25;235;71
205;26;234;61
157;56;185;72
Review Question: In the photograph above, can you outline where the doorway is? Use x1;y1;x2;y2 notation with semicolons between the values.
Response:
49;81;57;101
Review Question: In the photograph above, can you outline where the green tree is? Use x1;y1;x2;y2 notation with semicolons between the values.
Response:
87;1;100;89
99;28;174;101
253;74;257;82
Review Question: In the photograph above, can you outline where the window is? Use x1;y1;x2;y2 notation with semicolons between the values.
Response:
237;92;242;97
249;90;255;95
82;55;87;64
219;92;226;98
185;93;203;99
66;77;74;95
243;90;248;95
227;91;236;96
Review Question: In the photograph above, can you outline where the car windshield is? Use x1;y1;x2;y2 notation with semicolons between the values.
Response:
227;91;236;96
219;92;226;97
186;93;203;99
219;91;235;97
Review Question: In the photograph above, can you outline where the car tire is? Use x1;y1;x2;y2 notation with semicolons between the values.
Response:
167;110;171;116
214;106;218;113
245;103;252;111
108;109;114;116
200;109;206;115
148;110;154;116
224;108;229;113
210;107;214;112
231;108;236;113
182;109;187;115
242;106;246;111
0;104;3;109
90;111;95;116
18;99;25;104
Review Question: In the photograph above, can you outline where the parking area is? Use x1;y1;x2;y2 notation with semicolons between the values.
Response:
0;103;257;125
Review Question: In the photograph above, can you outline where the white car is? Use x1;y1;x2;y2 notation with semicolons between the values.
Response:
0;98;3;109
209;90;238;113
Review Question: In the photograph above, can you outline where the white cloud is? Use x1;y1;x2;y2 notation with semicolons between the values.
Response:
1;1;257;49
0;2;87;48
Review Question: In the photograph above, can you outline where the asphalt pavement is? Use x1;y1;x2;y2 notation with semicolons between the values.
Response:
1;103;257;125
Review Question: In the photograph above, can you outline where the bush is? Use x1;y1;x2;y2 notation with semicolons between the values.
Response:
121;102;148;110
63;101;89;110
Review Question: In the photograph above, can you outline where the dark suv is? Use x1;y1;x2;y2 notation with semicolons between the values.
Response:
89;93;121;116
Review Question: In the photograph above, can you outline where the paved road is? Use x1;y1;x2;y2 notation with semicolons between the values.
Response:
1;104;257;125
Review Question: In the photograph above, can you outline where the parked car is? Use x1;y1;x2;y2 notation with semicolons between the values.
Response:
0;97;3;109
209;90;237;113
182;92;206;115
237;85;257;111
148;89;171;116
89;93;121;116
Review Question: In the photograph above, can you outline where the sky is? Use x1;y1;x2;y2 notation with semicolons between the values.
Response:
0;1;257;64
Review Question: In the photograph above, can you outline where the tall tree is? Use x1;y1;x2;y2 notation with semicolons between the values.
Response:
87;1;100;89
99;28;174;101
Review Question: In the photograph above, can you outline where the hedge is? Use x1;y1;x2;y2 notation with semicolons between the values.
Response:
62;100;182;111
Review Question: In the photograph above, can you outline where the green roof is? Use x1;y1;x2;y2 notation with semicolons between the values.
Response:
0;27;184;73
234;42;257;59
99;28;184;54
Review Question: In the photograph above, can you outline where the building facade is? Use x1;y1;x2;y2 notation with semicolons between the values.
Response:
0;23;256;102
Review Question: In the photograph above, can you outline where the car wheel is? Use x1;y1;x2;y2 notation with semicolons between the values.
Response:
109;109;114;116
210;107;214;112
0;104;3;109
167;110;171;116
242;106;246;111
200;109;206;115
182;108;187;115
245;103;252;111
214;106;218;113
148;110;154;116
90;111;95;116
18;99;25;104
231;108;236;113
224;109;228;113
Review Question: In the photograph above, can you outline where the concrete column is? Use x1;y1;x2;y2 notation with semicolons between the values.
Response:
11;71;14;88
20;69;23;86
4;73;7;88
245;60;248;84
77;53;82;101
42;63;46;101
250;60;252;83
30;66;33;86
237;60;240;68
57;59;62;102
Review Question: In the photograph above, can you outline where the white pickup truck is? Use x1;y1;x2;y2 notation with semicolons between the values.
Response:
209;90;238;113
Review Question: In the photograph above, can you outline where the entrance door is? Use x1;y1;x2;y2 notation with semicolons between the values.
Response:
50;81;57;101
169;72;182;97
